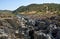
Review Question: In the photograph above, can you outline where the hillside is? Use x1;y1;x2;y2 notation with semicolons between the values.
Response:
0;3;60;19
13;3;60;19
14;3;60;13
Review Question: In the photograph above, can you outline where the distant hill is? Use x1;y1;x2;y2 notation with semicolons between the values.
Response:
0;3;60;19
0;10;12;13
13;3;60;19
13;3;60;14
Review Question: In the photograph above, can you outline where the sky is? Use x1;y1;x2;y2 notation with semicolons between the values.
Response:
0;0;60;10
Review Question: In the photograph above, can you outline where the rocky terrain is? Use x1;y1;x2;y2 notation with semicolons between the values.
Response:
0;3;60;39
0;14;60;39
